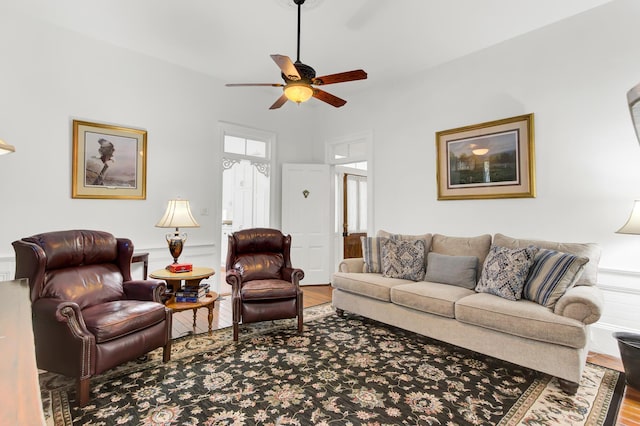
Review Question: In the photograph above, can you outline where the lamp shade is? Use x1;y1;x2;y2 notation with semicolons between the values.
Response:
155;199;200;228
284;83;314;104
0;139;15;155
617;200;640;235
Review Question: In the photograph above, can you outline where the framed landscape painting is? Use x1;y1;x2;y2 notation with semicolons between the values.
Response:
72;120;147;199
436;113;535;200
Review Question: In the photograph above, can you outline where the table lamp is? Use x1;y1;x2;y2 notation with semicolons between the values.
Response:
617;200;640;235
155;199;200;264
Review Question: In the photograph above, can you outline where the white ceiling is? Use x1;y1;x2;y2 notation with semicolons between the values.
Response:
8;0;613;96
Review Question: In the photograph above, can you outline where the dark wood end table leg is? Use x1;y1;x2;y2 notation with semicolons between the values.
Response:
207;304;214;335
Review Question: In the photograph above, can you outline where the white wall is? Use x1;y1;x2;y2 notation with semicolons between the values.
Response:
2;1;639;356
0;8;318;286
314;0;640;355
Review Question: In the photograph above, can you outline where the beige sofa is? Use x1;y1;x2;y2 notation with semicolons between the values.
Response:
331;232;604;393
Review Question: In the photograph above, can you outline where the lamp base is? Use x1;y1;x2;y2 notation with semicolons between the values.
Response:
166;231;187;264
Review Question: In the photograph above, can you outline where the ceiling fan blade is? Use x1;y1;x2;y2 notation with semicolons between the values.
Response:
271;54;301;81
269;94;289;110
226;83;284;87
313;89;347;108
312;70;367;86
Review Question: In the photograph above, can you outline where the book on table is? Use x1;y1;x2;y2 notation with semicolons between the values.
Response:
174;282;210;303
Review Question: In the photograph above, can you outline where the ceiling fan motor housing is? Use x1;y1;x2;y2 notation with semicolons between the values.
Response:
282;62;316;84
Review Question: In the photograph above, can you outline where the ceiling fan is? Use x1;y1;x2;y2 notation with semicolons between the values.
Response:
225;0;367;109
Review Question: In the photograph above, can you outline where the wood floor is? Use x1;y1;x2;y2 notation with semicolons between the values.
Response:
172;284;639;425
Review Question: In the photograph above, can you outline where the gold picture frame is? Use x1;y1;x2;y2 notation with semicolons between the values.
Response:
436;113;535;200
72;120;147;199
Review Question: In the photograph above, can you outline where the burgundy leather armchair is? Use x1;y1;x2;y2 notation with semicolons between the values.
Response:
226;228;304;341
13;230;172;407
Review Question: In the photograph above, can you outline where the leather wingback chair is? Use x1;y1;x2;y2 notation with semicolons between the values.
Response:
226;228;304;341
13;230;172;407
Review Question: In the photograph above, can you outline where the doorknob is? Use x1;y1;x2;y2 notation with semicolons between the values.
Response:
302;189;310;198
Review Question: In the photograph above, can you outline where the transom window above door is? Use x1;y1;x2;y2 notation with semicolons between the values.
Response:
224;136;268;159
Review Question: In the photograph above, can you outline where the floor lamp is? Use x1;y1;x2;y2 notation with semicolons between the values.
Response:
614;200;640;390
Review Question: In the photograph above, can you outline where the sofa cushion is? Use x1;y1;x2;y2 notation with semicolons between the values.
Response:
361;236;387;273
455;293;586;348
424;252;478;289
331;272;412;302
524;249;589;308
44;264;125;309
475;245;537;301
391;281;476;318
493;233;600;286
431;234;492;274
381;239;425;281
82;300;167;343
233;253;284;281
24;229;118;269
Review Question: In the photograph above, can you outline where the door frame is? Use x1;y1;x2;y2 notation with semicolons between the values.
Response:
325;131;374;268
342;171;368;258
216;121;277;289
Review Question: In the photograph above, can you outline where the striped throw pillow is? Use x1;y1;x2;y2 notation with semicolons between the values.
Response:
523;248;589;308
361;236;388;273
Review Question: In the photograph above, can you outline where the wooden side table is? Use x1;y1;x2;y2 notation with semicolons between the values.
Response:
149;267;217;336
132;252;149;279
165;292;219;336
149;266;215;294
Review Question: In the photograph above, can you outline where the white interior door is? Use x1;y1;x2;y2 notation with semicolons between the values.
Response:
282;163;331;285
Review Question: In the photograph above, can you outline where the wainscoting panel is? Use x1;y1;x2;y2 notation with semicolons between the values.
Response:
590;268;640;357
0;243;219;292
0;256;13;282
133;243;219;291
0;253;636;358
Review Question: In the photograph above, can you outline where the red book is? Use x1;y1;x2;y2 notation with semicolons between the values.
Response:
167;263;193;273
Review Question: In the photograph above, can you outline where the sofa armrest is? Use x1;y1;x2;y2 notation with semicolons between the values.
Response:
226;269;243;297
123;279;167;302
338;258;365;273
553;285;604;324
282;267;305;286
31;298;96;376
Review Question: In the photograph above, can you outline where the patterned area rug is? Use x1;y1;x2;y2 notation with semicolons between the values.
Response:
41;304;624;425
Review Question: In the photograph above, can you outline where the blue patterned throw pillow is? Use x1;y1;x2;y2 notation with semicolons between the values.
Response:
523;248;588;308
475;245;538;300
381;238;426;281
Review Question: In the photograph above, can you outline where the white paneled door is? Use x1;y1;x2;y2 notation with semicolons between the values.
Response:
282;164;331;285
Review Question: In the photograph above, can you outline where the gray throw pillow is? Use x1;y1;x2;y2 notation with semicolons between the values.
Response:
381;238;425;281
424;252;478;289
475;245;538;301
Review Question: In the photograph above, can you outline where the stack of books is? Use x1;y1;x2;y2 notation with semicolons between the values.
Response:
175;282;210;303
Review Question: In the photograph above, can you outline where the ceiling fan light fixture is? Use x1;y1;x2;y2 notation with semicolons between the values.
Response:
472;148;489;156
284;82;314;104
